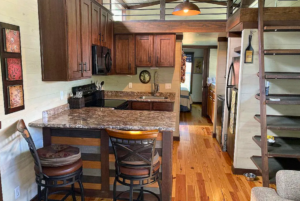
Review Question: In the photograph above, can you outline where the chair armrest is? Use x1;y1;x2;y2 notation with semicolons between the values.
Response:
251;187;290;201
276;170;300;200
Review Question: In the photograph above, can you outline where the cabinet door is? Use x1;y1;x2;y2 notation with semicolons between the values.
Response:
91;2;100;45
80;0;92;77
100;8;108;47
136;35;154;67
115;35;135;75
154;34;175;67
131;102;151;110
107;13;113;50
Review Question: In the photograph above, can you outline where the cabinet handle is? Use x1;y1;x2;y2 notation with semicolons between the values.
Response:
99;34;101;43
79;63;83;73
102;34;104;42
83;62;87;72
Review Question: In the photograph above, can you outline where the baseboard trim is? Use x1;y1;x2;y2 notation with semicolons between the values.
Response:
232;166;262;176
212;133;216;138
173;136;180;141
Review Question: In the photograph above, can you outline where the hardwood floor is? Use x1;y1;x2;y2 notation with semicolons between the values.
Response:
51;104;263;201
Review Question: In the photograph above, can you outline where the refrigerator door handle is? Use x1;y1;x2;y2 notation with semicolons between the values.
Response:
226;62;234;111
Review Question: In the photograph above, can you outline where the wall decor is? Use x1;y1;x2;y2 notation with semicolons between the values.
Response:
0;22;25;114
3;28;21;53
194;57;203;74
5;58;23;80
139;70;151;84
244;32;254;63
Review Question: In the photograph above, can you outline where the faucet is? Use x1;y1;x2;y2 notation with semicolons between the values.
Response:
153;71;159;96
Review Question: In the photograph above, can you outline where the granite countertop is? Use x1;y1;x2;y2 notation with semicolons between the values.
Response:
29;107;176;131
105;91;175;103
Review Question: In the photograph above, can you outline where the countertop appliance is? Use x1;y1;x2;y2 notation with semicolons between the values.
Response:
92;45;112;75
72;84;128;110
216;95;225;148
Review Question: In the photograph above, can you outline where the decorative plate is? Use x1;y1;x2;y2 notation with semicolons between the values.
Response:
3;28;21;53
139;70;151;84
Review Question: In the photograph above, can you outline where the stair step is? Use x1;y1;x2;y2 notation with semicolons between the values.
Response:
251;156;300;184
254;115;300;131
255;94;300;105
253;136;300;158
264;49;300;55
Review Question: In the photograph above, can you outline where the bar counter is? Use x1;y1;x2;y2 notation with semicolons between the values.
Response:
29;107;176;200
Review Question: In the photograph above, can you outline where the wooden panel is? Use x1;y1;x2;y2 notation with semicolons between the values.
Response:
75;183;101;190
114;20;227;34
135;35;154;67
107;13;114;50
101;130;110;192
131;101;151;110
162;131;173;201
152;102;174;111
100;8;108;47
83;161;101;169
52;136;101;146
154;34;175;67
114;35;135;75
91;2;101;45
81;0;92;78
38;0;68;81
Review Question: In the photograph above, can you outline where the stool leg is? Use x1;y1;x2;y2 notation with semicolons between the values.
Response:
78;180;85;201
44;187;49;201
141;187;144;201
71;184;76;201
113;178;117;201
37;185;42;201
129;181;133;201
158;178;162;201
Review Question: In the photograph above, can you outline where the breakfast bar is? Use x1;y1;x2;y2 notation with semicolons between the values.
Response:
29;107;176;201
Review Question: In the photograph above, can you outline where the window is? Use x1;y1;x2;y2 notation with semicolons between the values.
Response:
181;53;193;92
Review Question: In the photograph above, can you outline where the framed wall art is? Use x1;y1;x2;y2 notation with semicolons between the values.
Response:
194;57;203;74
0;22;25;114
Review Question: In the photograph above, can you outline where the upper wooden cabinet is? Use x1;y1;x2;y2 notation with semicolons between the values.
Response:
114;35;135;75
136;35;154;67
154;34;176;67
107;13;113;51
100;8;108;47
38;0;112;81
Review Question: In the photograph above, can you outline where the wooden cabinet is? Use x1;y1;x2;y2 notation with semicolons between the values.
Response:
207;85;215;123
107;13;113;50
154;34;176;67
100;8;108;47
129;101;174;111
136;35;154;67
38;0;112;81
114;35;136;75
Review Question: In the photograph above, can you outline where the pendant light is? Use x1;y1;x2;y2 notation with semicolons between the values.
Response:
172;0;201;16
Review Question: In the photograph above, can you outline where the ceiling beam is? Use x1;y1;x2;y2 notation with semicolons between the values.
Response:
116;0;129;9
240;0;256;7
161;0;166;20
114;20;226;33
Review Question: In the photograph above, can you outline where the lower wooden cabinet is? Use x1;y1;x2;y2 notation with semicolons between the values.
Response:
129;101;174;112
207;85;215;123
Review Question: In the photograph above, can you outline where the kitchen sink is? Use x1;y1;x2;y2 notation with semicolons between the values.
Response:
139;96;168;100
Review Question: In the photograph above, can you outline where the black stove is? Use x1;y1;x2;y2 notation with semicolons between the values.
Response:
72;84;129;110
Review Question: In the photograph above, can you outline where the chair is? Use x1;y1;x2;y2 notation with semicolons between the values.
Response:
17;119;84;201
251;170;300;201
106;128;162;201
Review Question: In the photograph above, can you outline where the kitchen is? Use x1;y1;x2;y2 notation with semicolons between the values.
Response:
1;0;300;201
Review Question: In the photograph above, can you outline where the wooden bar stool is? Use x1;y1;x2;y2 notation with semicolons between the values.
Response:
17;120;84;201
106;128;162;201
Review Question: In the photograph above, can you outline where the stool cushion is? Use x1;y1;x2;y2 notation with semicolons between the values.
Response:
35;159;82;177
116;145;159;165
119;161;160;176
37;144;81;167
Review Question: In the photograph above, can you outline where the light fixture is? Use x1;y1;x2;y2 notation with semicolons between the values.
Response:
172;0;201;16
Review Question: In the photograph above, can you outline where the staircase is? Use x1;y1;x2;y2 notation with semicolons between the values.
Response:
251;0;300;187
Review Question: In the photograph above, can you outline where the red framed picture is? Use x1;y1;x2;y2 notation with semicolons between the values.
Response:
5;58;23;81
3;28;21;53
7;85;24;108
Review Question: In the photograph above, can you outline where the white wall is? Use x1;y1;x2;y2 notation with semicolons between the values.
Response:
209;49;218;79
233;29;300;169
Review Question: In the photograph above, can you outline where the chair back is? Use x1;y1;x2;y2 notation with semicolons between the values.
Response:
17;119;43;177
106;129;159;178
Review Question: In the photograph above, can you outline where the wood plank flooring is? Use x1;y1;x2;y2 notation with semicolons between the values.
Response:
50;104;263;201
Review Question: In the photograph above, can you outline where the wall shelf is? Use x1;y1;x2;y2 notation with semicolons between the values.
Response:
251;156;300;184
257;72;300;79
255;94;300;105
253;136;300;158
264;49;300;55
254;115;300;131
264;26;300;32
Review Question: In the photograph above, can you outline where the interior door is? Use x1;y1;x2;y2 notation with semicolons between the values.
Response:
136;35;154;67
100;8;108;47
154;34;175;67
91;2;100;45
115;35;135;74
80;0;92;77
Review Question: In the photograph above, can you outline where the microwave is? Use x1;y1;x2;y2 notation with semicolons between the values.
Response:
92;45;112;75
